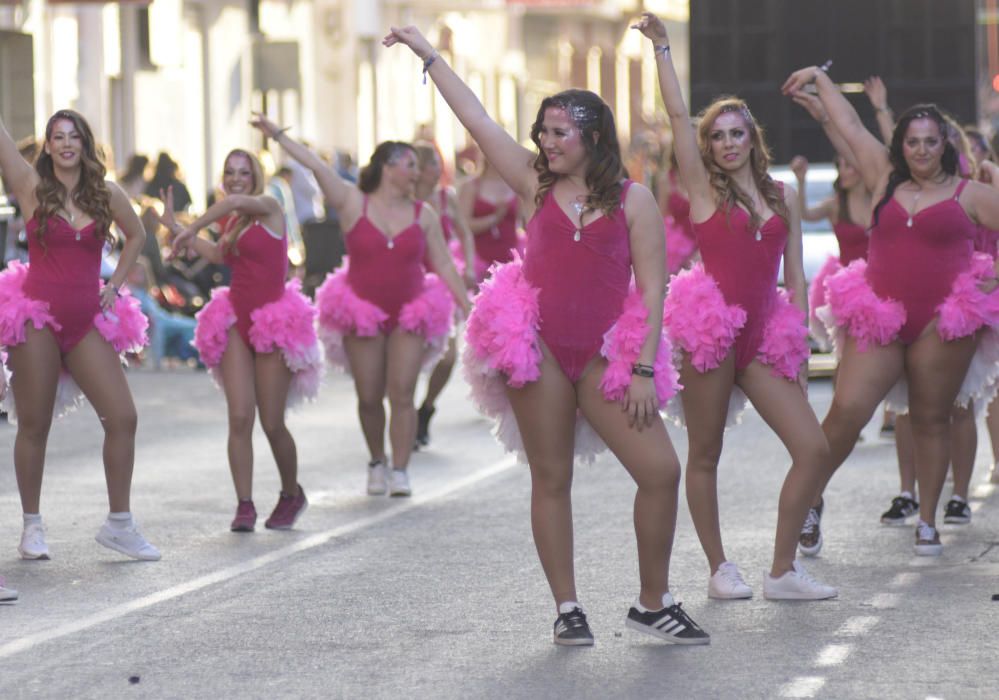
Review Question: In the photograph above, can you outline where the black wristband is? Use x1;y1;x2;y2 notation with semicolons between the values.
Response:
632;363;655;378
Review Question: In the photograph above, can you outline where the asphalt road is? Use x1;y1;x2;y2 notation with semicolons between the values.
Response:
1;367;997;699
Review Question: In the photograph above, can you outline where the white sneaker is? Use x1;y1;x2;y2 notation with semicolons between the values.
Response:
389;469;412;497
0;577;17;603
95;521;161;561
18;522;50;560
763;561;838;600
708;561;753;599
366;460;388;496
914;520;943;556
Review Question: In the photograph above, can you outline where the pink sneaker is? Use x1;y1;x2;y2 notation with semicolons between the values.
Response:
230;500;257;532
264;485;308;530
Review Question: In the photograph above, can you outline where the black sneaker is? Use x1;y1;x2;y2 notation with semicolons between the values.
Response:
553;606;594;646
626;597;710;645
415;404;435;448
798;498;824;557
943;498;971;525
880;494;919;526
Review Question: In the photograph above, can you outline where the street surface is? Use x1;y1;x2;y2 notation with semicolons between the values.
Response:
1;367;997;699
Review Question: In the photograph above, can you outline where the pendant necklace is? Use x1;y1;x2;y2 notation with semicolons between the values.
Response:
906;189;921;228
571;197;586;242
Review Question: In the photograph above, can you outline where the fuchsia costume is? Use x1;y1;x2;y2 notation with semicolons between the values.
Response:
808;218;870;350
472;180;521;281
315;197;454;372
193;220;322;408
817;180;999;414
663;196;809;427
664;172;697;274
0;215;147;420
464;180;680;463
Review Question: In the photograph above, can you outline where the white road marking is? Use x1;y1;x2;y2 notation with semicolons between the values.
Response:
0;455;518;660
814;643;852;667
866;592;898;609
834;616;879;637
889;572;920;588
780;676;826;698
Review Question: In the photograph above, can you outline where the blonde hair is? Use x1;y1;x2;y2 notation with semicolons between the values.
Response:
220;149;266;255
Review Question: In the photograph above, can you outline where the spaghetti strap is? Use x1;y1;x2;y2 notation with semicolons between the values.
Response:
362;195;369;217
954;179;969;199
413;199;423;224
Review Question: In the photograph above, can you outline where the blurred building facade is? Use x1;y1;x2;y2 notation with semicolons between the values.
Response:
0;0;690;209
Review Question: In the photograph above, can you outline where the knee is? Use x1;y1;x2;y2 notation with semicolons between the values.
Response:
228;410;255;437
259;414;288;440
686;443;723;474
530;464;573;498
792;432;831;470
356;395;384;416
15;413;53;444
909;408;950;434
386;381;416;409
638;455;681;493
827;397;874;432
100;407;138;437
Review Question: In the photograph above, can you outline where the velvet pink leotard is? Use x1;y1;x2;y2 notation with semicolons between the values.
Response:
866;180;975;344
473;181;519;267
833;219;868;265
522;181;634;383
666;173;695;243
346;198;427;332
694;205;788;370
223;221;288;347
23;215;103;354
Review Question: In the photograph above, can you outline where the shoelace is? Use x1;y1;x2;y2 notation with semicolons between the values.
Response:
801;508;820;534
666;602;703;632
916;521;937;541
718;564;747;587
560;608;588;631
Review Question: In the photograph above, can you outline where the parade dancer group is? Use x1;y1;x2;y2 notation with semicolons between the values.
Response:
1;11;998;647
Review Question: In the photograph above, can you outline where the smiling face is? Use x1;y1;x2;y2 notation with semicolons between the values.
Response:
708;111;753;172
537;107;589;175
222;152;256;195
901;118;947;179
382;147;419;195
45;118;83;171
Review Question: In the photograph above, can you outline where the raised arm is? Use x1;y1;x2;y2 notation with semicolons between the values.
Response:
250;113;361;219
0;114;39;209
632;13;714;220
792;91;860;170
383;26;536;200
863;76;895;145
783;67;889;192
789;156;835;223
102;182;148;309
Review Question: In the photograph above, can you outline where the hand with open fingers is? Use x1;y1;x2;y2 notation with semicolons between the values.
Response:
250;112;282;139
792;91;828;122
863;76;888;110
790;156;808;181
631;12;669;44
782;67;823;96
99;283;119;311
170;226;198;258
382;25;435;60
623;376;658;431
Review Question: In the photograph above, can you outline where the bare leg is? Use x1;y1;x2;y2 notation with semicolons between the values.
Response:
219;330;257;500
421;335;457;410
949;403;976;501
505;348;578;610
677;352;735;576
254;350;297;494
384;330;427;470
64;330;140;513
904;328;977;528
343;334;388;462
7;327;61;514
894;414;917;496
737;362;829;576
576;358;681;610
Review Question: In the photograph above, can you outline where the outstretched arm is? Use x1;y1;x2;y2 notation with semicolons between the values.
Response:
783;67;889;192
633;13;714;221
251;113;361;221
170;192;282;263
0;114;39;212
789;156;835;223
863;76;895;146
383;26;537;201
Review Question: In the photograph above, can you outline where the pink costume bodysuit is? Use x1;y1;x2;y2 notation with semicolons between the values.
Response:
438;189;455;242
223;221;287;347
23;215;103;354
833;219;868;265
473;181;519;267
522;181;634;382
346;197;426;332
866;180;975;344
666;175;694;242
695;205;788;370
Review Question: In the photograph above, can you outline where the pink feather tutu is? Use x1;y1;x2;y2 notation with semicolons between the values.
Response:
0;262;148;422
193;280;323;409
463;258;680;464
808;256;841;352
315;260;454;374
815;259;905;355
664;216;697;275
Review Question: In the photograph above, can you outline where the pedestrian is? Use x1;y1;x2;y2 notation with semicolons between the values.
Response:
163;148;320;532
250;115;471;498
782;64;999;556
145;152;192;213
636;12;837;600
386;24;709;647
412;142;476;448
0;109;158;561
457;156;521;281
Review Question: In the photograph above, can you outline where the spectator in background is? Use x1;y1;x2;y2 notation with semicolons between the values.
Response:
119;154;149;201
145;152;192;212
126;258;199;369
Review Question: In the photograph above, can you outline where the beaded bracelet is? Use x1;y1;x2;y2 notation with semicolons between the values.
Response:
422;50;439;85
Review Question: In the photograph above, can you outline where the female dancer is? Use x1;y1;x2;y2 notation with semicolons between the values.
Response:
0;109;158;561
251;116;470;498
458;156;521;281
636;13;836;600
783;65;999;556
387;24;709;646
412;143;475;448
164;148;321;531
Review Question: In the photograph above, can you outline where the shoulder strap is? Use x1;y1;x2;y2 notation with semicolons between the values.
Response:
413;199;424;224
954;178;969;199
619;179;634;209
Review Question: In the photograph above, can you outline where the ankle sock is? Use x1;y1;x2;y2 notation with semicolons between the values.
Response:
107;512;134;530
558;601;582;615
23;513;42;527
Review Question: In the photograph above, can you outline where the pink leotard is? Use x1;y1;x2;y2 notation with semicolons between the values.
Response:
975;224;999;256
23;215;103;354
695;204;788;370
438;189;455;242
346;197;427;331
666;173;695;241
223;221;288;347
522;181;634;382
833;219;868;265
866;179;975;344
473;180;519;266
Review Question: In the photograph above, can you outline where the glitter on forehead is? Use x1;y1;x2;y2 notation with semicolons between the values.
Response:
550;99;599;129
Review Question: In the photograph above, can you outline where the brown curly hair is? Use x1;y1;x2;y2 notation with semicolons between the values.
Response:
33;109;113;246
696;97;787;231
218;149;266;256
530;89;627;219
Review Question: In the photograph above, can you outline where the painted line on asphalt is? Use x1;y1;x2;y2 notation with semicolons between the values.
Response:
834;615;879;637
866;592;898;609
0;455;519;660
813;643;852;667
888;572;920;588
779;676;826;698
